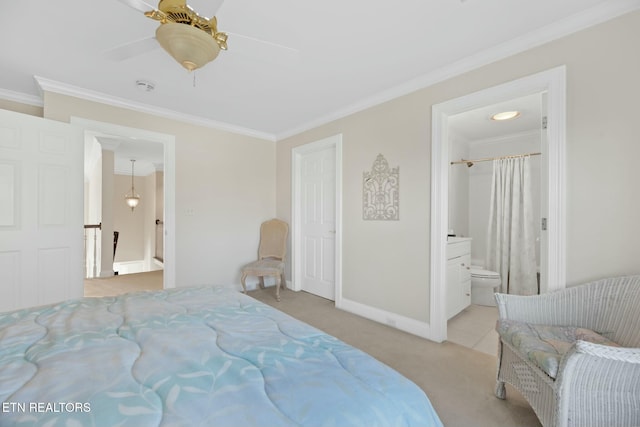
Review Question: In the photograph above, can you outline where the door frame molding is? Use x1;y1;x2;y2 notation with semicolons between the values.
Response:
70;117;176;289
429;66;567;342
291;134;343;304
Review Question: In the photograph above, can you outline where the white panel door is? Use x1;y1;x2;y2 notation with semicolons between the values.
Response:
0;109;84;312
301;146;336;300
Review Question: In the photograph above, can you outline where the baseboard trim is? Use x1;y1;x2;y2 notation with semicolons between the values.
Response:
337;297;437;342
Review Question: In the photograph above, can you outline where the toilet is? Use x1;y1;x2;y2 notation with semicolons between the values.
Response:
470;266;501;306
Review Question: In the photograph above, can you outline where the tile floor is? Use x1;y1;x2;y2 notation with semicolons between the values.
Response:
447;304;499;356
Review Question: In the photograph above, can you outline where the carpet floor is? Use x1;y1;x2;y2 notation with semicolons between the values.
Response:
250;287;541;427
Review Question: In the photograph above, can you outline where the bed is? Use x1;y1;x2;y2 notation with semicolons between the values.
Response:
0;285;443;426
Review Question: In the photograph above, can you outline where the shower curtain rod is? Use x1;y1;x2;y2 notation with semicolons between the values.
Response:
450;152;541;166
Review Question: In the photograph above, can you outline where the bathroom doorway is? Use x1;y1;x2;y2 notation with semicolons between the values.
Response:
445;93;542;354
429;66;567;344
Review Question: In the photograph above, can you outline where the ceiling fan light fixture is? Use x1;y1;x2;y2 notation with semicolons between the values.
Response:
156;22;220;71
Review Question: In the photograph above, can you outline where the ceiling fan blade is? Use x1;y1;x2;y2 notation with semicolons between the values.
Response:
116;0;158;13
211;0;225;15
188;0;225;17
225;32;299;65
104;37;160;61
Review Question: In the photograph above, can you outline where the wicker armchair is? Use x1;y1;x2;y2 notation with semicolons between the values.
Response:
494;275;640;427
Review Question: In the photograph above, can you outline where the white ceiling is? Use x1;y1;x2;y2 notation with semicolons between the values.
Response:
448;93;542;142
95;136;164;176
2;0;638;148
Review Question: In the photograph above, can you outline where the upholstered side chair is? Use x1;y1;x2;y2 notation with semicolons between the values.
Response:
241;219;288;301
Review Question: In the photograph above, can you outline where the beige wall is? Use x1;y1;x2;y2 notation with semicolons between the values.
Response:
0;99;42;117
40;92;276;287
113;174;145;263
277;11;640;323
155;171;164;222
147;171;163;270
112;171;164;271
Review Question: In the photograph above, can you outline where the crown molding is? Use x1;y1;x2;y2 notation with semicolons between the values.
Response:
0;87;44;107
33;76;277;142
275;0;640;141
94;137;121;152
113;165;156;176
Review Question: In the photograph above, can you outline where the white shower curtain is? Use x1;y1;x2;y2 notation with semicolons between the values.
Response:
485;157;538;295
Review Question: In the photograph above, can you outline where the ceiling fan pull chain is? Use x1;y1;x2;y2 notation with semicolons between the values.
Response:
193;72;197;88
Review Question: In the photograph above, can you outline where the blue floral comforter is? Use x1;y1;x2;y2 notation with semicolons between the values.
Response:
0;286;442;426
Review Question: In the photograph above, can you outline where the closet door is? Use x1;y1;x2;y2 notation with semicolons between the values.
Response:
300;145;336;301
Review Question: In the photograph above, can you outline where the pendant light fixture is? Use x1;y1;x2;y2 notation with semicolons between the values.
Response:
124;159;140;211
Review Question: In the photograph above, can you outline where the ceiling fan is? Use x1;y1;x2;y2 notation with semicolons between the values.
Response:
111;0;291;71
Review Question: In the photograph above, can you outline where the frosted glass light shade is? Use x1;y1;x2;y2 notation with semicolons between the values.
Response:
125;194;140;210
156;22;221;71
491;111;521;121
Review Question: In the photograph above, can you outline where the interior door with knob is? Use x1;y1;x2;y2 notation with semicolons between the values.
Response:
299;144;336;300
0;109;84;312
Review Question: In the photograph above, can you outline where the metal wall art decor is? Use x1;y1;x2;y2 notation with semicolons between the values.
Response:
363;153;399;220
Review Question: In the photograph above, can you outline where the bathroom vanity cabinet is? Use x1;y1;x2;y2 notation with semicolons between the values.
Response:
446;237;472;319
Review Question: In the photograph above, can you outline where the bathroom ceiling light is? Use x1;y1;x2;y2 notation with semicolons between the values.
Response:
491;111;521;121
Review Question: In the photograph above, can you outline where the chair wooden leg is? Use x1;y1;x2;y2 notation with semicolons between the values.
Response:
275;275;281;302
280;272;286;290
258;276;265;289
241;273;248;294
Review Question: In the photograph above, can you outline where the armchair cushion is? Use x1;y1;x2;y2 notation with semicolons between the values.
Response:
496;319;620;379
